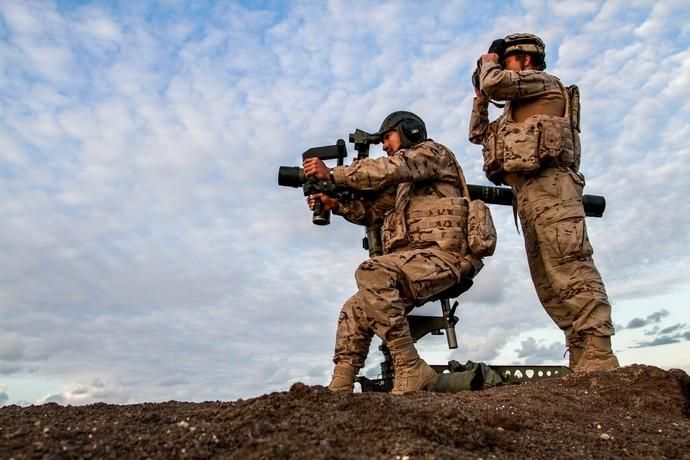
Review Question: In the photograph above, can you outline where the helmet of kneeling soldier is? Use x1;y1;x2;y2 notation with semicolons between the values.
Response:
377;111;428;149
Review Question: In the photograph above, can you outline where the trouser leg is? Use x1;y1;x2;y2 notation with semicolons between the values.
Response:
332;291;374;369
329;292;373;391
522;215;585;367
517;169;616;371
354;249;462;393
533;216;614;337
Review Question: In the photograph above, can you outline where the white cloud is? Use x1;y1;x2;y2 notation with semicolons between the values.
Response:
550;0;599;18
0;0;689;405
515;337;564;363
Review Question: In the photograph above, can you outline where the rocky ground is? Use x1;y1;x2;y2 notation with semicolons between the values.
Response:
1;364;689;459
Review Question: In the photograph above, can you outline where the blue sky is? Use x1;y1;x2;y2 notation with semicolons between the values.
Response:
1;0;689;406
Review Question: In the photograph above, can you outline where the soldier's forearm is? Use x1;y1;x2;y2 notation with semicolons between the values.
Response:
333;153;438;191
469;98;490;145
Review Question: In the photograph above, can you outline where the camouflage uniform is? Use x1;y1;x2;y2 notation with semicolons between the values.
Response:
329;140;482;375
469;53;616;368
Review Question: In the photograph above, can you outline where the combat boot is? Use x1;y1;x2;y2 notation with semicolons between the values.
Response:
327;363;357;392
574;335;620;373
568;345;584;369
388;336;438;395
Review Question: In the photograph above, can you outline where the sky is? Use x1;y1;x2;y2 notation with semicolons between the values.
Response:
1;0;689;406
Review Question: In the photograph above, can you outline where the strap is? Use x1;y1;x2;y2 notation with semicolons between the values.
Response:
512;195;521;234
449;154;471;198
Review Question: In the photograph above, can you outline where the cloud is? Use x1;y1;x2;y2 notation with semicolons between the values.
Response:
633;337;681;348
630;328;690;349
631;334;686;348
1;0;689;405
38;379;130;406
625;318;648;330
648;310;671;323
549;0;599;18
660;323;687;335
514;337;565;363
620;310;670;330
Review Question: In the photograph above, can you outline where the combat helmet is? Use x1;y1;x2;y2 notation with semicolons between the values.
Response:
503;33;546;70
377;111;427;149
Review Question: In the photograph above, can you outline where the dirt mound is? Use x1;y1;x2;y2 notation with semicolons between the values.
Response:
1;365;689;459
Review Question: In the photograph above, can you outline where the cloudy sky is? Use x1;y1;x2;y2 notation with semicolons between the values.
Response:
1;0;689;406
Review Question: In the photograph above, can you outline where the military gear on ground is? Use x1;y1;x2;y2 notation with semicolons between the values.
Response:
388;336;438;394
575;336;620;373
327;363;357;392
433;360;504;392
376;111;427;149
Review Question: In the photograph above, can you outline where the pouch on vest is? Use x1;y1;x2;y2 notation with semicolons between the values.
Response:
467;200;497;258
382;211;409;253
501;122;540;173
406;197;469;254
482;121;504;185
537;119;564;163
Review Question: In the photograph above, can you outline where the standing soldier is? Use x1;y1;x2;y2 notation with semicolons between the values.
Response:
304;111;494;394
469;33;619;372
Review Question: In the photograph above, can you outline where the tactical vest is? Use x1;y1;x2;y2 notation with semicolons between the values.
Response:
482;80;581;185
407;196;470;253
381;152;496;258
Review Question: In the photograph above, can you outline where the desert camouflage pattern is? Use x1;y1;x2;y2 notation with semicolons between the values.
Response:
468;63;615;349
469;63;580;185
333;141;474;255
467;199;497;257
503;33;545;57
329;141;482;371
332;248;474;369
515;167;615;340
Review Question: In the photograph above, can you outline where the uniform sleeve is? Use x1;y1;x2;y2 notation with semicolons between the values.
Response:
333;189;396;226
331;143;449;191
469;97;490;145
480;61;558;101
